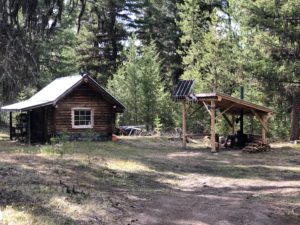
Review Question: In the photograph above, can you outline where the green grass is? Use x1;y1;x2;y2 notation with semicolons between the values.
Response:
0;132;300;224
0;131;9;141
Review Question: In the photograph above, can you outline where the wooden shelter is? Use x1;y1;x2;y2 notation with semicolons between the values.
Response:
1;74;125;143
173;81;273;152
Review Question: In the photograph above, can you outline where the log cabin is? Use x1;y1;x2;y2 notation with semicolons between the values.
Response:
1;74;125;143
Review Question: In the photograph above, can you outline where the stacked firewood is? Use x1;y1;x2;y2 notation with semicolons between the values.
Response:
242;141;271;153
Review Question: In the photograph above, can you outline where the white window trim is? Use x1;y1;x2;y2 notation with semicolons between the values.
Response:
71;107;94;129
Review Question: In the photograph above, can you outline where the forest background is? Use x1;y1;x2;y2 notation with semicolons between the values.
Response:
0;0;299;141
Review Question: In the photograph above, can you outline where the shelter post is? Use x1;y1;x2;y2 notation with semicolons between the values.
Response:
240;86;244;133
250;115;254;135
27;111;31;144
262;114;268;144
250;109;269;144
9;112;12;140
182;100;187;149
210;100;216;153
231;115;235;134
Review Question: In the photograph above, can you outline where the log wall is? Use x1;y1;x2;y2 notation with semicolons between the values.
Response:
53;82;116;134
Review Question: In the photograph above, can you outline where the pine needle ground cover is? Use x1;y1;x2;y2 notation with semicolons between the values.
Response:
0;134;299;225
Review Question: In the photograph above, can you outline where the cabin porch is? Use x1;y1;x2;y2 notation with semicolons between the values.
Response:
8;106;51;144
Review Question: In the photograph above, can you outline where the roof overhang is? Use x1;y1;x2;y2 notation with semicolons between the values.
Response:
1;101;53;112
1;74;126;113
190;92;273;115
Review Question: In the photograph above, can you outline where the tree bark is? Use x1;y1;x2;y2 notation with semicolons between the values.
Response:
290;90;300;141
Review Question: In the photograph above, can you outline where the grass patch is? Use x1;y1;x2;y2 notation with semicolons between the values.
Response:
2;206;34;225
0;134;300;224
0;132;9;141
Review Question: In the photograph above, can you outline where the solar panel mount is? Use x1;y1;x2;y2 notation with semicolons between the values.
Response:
172;80;195;99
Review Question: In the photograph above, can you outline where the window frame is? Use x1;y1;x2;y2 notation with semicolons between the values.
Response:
71;107;94;129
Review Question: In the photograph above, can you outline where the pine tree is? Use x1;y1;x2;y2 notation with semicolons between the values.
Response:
135;0;184;86
0;0;83;103
108;36;174;128
76;0;133;84
241;0;300;140
139;41;166;129
108;36;142;125
178;1;238;93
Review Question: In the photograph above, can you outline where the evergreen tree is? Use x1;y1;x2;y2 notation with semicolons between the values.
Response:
241;0;300;140
135;0;184;86
108;36;141;125
108;36;174;128
139;41;163;129
0;0;83;103
76;0;135;84
178;1;237;93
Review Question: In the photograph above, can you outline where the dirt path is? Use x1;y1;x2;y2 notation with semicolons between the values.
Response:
128;187;299;225
122;145;300;225
0;139;300;225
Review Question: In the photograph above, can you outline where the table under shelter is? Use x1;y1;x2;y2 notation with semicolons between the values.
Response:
173;80;273;152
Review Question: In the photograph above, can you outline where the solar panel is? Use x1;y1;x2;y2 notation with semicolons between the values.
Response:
172;80;195;99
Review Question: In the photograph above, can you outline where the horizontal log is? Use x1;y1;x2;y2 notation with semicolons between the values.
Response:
42;83;119;139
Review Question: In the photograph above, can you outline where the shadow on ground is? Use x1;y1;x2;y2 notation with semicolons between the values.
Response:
0;137;299;225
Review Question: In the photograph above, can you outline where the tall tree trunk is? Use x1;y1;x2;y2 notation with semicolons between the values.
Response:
290;89;300;141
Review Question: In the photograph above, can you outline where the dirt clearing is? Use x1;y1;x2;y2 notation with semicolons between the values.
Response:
0;136;299;225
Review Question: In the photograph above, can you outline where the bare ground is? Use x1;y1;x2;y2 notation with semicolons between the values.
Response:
0;136;300;225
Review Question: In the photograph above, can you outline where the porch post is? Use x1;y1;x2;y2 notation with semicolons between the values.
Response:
9;112;12;140
27;111;31;144
43;107;48;143
211;100;216;153
182;100;187;149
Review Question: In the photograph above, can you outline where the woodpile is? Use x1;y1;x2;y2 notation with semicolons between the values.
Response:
242;141;271;153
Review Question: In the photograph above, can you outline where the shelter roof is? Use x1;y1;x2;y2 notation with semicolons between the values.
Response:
192;92;273;115
1;74;125;112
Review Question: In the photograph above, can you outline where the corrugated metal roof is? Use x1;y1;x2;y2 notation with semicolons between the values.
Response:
1;75;125;112
1;100;52;111
1;75;82;111
194;92;273;114
30;75;82;102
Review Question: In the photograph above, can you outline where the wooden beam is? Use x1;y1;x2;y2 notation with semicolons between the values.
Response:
9;112;12;140
182;101;187;149
216;104;236;119
197;98;219;102
188;104;203;117
202;101;212;117
27;111;31;144
44;107;48;143
211;101;217;153
250;115;254;135
262;115;268;144
231;115;235;134
250;109;268;132
222;114;233;128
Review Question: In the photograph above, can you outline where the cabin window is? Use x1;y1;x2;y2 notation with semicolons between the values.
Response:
72;108;94;129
